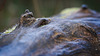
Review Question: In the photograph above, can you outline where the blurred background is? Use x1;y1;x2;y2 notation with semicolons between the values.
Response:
0;0;100;32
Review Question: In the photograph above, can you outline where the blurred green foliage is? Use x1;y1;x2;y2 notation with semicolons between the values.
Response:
0;0;100;32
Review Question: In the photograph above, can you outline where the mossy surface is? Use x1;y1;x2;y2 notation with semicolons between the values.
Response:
0;25;17;38
60;7;79;14
3;25;17;34
59;8;79;19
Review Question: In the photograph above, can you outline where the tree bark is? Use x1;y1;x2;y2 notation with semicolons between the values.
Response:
0;5;100;56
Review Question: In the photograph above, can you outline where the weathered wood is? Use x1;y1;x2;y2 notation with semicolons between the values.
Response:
0;5;100;56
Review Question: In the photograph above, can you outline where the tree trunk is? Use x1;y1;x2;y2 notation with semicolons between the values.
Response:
0;5;100;56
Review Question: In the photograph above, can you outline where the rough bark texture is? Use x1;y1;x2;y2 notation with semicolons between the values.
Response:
0;5;100;56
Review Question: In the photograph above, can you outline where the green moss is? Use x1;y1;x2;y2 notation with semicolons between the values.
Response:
60;7;79;14
59;8;79;19
3;25;17;34
0;25;17;38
